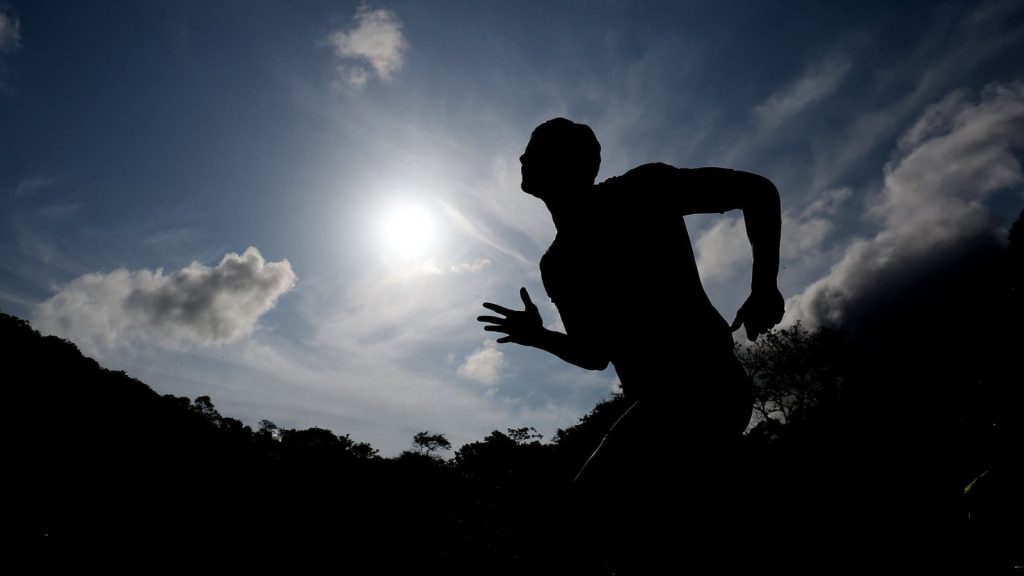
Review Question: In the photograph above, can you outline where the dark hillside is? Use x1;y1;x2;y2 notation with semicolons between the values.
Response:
5;212;1022;574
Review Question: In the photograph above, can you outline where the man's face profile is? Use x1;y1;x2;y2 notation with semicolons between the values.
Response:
519;138;551;197
520;135;580;199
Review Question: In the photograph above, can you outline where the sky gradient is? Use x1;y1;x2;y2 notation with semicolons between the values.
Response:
2;1;1023;454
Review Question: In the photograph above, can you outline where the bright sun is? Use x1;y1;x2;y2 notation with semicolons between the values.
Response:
381;202;436;259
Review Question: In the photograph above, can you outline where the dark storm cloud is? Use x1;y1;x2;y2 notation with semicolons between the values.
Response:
790;82;1024;329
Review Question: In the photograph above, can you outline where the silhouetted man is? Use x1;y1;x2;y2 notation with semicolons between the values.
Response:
477;117;783;570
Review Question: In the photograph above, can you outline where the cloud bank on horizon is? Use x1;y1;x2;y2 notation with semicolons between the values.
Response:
787;81;1024;329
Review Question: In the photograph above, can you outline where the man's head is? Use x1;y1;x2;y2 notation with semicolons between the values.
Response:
520;118;601;198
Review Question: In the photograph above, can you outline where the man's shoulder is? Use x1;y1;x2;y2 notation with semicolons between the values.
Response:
598;162;687;189
594;164;692;206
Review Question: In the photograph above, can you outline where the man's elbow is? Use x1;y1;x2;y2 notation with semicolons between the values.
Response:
746;172;779;197
742;172;780;212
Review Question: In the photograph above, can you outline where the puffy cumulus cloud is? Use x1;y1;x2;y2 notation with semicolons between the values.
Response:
0;7;19;54
457;339;504;386
878;85;1024;236
34;247;296;356
789;81;1024;328
328;4;406;85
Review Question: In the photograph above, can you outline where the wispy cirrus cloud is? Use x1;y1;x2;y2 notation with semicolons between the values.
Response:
0;4;20;94
809;1;1024;192
328;4;406;86
0;6;19;54
13;175;63;197
754;56;851;132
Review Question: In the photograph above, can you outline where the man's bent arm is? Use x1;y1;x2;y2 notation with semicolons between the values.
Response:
664;164;784;338
674;166;782;291
740;173;782;293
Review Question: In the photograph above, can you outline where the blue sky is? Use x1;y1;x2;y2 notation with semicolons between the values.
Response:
2;1;1023;454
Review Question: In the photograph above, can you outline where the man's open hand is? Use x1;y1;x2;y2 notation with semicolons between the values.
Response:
478;287;544;346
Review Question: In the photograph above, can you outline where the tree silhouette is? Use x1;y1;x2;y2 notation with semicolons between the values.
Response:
736;322;848;430
412;431;451;458
506;426;543;445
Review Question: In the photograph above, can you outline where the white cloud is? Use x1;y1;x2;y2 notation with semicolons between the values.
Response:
35;202;82;220
34;247;296;356
780;187;851;261
458;339;504;386
780;213;831;261
724;54;853;169
754;56;851;131
694;216;749;282
13;175;62;197
328;4;406;85
451;258;491;273
810;2;1024;191
789;81;1024;327
442;199;533;266
343;66;371;87
695;186;850;282
878;85;1024;231
315;262;491;361
803;187;852;218
143;228;202;250
0;7;19;54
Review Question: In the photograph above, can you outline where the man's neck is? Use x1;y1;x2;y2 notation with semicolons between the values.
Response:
543;185;591;231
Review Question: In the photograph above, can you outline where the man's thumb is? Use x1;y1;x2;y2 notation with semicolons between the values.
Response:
520;287;536;309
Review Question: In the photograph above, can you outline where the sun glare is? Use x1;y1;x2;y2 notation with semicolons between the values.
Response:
381;202;436;259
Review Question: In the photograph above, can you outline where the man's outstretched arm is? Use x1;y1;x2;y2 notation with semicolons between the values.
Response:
478;288;609;371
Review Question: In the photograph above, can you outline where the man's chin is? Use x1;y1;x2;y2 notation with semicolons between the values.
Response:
522;187;544;200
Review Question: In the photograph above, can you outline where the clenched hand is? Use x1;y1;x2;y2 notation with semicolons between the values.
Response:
730;286;785;341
